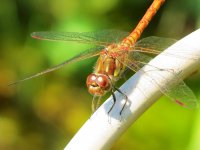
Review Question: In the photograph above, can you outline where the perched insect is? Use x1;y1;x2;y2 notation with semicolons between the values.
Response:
9;0;198;114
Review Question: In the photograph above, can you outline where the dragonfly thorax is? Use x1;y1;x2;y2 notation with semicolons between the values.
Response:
86;73;111;96
86;44;128;96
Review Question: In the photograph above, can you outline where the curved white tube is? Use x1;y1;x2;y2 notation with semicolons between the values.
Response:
64;29;200;150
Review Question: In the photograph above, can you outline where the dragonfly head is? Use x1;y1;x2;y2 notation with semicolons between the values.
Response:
86;74;111;96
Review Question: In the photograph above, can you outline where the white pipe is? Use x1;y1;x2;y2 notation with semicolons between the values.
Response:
64;29;200;150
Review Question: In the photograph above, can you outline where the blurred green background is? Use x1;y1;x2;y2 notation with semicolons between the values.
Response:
0;0;200;150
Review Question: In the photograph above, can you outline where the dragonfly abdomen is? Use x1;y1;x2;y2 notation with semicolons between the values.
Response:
122;0;165;47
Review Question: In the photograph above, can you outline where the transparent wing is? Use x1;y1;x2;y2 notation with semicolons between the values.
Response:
134;36;177;52
31;30;129;46
117;36;198;108
134;36;200;60
146;70;199;108
165;80;198;108
123;36;200;71
120;36;178;72
121;57;199;108
9;46;103;85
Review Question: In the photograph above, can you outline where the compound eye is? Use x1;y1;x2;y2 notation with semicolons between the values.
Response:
96;75;109;88
86;74;97;87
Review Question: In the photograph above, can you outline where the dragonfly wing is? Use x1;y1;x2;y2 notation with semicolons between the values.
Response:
134;36;200;60
116;50;154;73
165;81;198;108
121;58;199;108
128;51;153;70
146;70;198;108
117;37;198;108
83;30;129;44
119;37;177;72
134;36;177;53
9;46;103;85
31;30;129;46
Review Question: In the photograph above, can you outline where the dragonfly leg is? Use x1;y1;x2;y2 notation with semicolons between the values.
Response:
91;96;96;113
108;91;116;114
114;87;128;115
121;68;131;81
95;96;102;110
92;96;102;113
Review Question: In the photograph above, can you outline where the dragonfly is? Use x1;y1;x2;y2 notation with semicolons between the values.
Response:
10;0;198;114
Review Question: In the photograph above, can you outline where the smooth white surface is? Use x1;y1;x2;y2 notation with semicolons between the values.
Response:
64;29;200;150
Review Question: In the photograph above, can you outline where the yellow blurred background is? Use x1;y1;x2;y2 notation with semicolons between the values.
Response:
0;0;200;149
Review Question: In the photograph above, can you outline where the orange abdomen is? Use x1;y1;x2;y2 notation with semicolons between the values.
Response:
122;0;165;47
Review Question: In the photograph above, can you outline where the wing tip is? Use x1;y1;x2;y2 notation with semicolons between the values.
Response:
31;32;42;39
